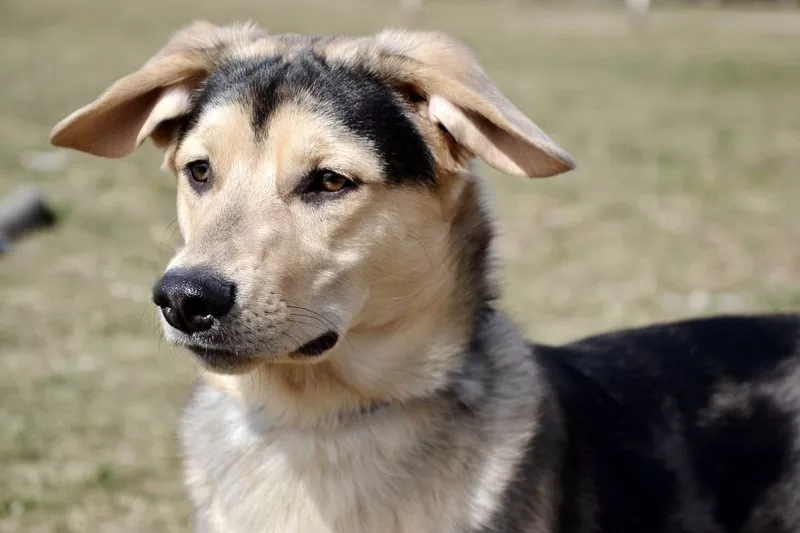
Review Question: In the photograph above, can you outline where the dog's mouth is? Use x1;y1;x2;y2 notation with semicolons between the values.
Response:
186;331;340;369
294;331;339;357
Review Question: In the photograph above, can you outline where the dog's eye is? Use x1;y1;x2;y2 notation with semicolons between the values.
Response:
186;160;211;183
306;171;356;195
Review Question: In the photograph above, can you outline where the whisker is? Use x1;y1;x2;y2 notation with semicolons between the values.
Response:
285;305;343;335
287;312;330;332
285;304;354;351
280;330;301;353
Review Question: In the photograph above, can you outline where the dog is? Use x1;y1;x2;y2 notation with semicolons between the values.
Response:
49;22;800;533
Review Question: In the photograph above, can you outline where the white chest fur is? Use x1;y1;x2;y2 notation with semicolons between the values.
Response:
180;385;477;533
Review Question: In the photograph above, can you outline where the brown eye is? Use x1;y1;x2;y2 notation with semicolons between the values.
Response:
186;160;210;183
306;171;355;194
299;170;359;202
317;172;350;192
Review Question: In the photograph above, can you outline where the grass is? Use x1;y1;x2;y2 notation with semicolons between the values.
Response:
1;1;799;531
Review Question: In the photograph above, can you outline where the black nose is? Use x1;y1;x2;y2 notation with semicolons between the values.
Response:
152;268;236;334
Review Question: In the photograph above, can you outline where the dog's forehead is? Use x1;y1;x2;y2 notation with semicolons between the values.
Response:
179;46;435;185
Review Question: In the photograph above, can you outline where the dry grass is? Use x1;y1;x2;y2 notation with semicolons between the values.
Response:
1;1;799;531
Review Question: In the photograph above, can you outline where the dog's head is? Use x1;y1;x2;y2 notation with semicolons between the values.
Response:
50;22;573;399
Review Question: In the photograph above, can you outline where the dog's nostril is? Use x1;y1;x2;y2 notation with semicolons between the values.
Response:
183;309;214;332
160;306;185;332
183;296;214;321
152;268;236;334
183;284;234;320
152;292;170;310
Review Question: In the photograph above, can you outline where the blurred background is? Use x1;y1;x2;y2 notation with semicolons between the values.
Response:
2;0;799;531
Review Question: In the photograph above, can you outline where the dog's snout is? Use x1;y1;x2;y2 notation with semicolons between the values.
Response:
152;268;236;334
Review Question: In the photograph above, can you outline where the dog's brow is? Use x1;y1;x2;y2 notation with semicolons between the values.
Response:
179;52;436;186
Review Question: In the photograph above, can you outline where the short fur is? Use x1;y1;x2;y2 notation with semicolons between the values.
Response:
50;22;800;533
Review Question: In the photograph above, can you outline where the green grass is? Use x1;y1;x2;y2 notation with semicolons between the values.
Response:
2;1;799;531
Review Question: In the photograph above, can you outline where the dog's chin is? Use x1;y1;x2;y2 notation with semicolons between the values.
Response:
187;346;259;374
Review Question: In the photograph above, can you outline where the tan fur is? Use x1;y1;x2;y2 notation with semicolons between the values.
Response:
181;310;544;533
49;22;574;533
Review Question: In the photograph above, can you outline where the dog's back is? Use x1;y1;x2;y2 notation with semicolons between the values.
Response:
534;314;800;533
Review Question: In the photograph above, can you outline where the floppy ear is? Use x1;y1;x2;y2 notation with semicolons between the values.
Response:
375;30;575;178
49;21;266;158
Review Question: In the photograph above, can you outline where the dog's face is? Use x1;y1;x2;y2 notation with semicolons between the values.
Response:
50;23;574;376
157;54;452;371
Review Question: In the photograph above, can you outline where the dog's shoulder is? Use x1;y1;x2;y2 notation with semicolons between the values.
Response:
527;341;679;533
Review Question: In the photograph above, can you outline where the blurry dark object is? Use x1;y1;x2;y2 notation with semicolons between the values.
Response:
0;186;57;254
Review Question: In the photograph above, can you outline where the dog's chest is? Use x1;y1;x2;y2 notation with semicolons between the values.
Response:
181;386;468;533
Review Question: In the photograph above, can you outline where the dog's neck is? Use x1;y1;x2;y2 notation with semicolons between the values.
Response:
204;173;497;428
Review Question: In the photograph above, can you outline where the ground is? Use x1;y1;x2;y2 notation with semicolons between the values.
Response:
1;1;799;531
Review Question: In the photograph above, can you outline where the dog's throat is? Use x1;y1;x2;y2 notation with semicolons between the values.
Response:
296;331;339;356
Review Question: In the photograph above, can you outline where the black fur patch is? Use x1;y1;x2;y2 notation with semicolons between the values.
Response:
179;53;435;185
552;314;800;533
692;393;793;531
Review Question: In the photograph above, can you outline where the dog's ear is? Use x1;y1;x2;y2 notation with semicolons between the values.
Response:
375;30;575;178
49;21;266;158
